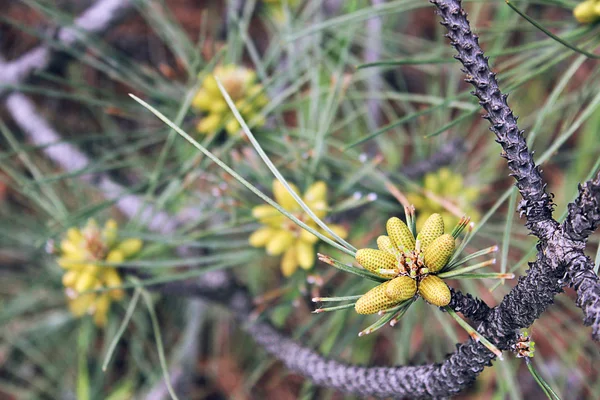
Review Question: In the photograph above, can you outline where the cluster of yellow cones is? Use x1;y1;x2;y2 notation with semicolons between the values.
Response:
249;180;347;277
192;64;268;135
58;219;142;326
354;213;455;314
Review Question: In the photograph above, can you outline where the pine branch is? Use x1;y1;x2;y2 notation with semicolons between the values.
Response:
565;254;600;340
447;287;491;322
563;171;600;242
431;0;556;241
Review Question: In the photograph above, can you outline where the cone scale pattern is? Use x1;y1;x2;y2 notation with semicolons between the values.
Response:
354;214;454;314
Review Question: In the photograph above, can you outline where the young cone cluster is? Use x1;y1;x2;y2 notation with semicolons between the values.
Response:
407;168;479;230
58;219;142;326
249;180;347;277
355;213;455;314
192;64;268;135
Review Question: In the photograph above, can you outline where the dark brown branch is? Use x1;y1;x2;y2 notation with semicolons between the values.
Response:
565;254;600;339
447;287;491;322
563;171;600;243
563;171;600;339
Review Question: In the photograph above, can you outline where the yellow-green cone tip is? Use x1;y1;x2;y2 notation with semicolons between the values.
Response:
385;276;417;302
355;281;399;314
418;275;451;306
423;233;455;273
386;217;415;252
416;213;444;251
356;248;397;279
376;235;395;254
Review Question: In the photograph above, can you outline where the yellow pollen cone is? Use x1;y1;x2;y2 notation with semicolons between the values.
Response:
303;181;327;203
574;1;599;24
75;271;98;293
296;240;315;270
273;180;300;211
386;217;415;252
68;293;96;317
249;227;277;247
117;239;143;257
103;268;122;288
300;228;319;244
192;90;211;110
106;250;124;264
356;248;397;278
281;246;298;277
385;276;417;302
197;114;221;134
66;228;82;243
418;275;451;306
417;213;444;251
376;235;395;254
102;219;118;245
62;270;79;288
225;118;240;134
423;234;455;273
93;294;111;326
355;281;399;314
266;230;294;256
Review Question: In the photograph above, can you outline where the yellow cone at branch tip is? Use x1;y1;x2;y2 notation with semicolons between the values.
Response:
281;246;298;277
196;114;221;134
75;271;97;293
296;240;315;270
574;1;600;24
103;219;118;246
252;204;279;220
117;238;143;257
250;179;343;277
66;228;82;243
58;218;143;326
93;294;111;327
386;217;415;252
356;248;397;278
249;227;276;247
103;268;122;288
355;281;399;315
300;228;319;244
106;250;124;264
303;181;327;203
68;293;96;317
376;235;395;254
62;270;78;287
273;180;300;211
266;230;294;256
418;275;451;306
423;234;455;273
385;276;417;302
225;118;240;134
416;213;444;251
